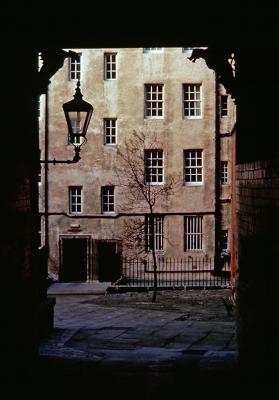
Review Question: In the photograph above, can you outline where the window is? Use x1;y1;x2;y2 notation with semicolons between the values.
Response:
38;164;41;183
184;216;203;251
69;54;81;80
182;47;194;54
182;47;208;54
144;48;163;52
101;186;115;213
145;215;164;252
184;150;203;185
220;161;228;185
38;96;41;118
38;150;42;183
104;53;117;80
220;95;228;116
183;84;202;118
221;230;229;251
38;216;44;249
144;84;164;118
104;119;117;145
69;187;82;214
68;117;82;146
144;150;164;184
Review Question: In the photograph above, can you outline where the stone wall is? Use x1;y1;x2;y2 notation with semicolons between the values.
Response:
39;48;235;277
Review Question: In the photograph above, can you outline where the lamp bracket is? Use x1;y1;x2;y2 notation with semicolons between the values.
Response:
40;146;81;165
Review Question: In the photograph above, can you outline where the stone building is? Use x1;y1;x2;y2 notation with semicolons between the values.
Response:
39;47;235;283
4;3;279;382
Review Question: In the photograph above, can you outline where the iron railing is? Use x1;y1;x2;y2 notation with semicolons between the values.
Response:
114;256;231;288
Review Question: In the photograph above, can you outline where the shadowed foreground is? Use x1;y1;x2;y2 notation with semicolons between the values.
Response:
20;290;274;396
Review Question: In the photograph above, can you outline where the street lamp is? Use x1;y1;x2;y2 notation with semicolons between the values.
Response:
41;80;93;164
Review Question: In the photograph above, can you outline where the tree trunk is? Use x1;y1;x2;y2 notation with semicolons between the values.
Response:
151;249;158;303
149;213;158;303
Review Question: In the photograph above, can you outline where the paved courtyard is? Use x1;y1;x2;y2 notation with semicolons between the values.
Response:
38;288;238;396
41;288;236;354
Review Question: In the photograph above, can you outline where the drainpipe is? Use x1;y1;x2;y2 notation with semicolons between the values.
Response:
44;88;49;255
214;72;221;274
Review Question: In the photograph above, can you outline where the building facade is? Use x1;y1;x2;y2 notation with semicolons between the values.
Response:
39;47;235;283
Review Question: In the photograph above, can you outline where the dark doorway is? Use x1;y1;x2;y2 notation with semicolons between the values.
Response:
97;241;121;283
60;238;88;282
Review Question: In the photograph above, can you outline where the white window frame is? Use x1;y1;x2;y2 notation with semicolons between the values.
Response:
101;186;115;214
143;48;163;53
69;54;81;81
38;96;41;119
220;95;228;117
182;47;208;54
184;216;203;252
69;187;82;214
145;215;164;252
104;118;117;145
182;47;194;54
144;150;164;185
38;150;42;183
144;84;164;119
221;230;229;252
104;53;117;80
220;161;228;185
38;215;44;249
183;83;202;119
184;150;203;186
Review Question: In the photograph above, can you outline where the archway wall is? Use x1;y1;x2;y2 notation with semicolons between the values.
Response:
236;157;279;376
235;49;279;377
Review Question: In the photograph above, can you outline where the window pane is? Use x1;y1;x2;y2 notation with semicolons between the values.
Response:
69;187;82;213
105;53;117;80
184;216;203;251
145;215;164;251
102;186;115;213
184;150;203;185
145;84;164;118
144;150;164;184
183;84;202;118
69;54;81;81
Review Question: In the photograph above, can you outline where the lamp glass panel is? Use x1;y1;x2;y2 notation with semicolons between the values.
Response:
69;111;87;135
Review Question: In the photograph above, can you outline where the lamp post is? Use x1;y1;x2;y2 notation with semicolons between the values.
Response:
40;81;93;164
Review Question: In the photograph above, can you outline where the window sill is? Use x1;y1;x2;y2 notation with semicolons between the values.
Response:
145;182;165;186
184;250;203;253
183;116;203;120
144;117;164;120
102;212;116;216
184;183;203;187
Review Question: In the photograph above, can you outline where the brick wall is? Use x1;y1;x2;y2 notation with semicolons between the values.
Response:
236;157;279;379
237;158;279;237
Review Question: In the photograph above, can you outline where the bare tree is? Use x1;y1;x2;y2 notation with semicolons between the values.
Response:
117;131;177;302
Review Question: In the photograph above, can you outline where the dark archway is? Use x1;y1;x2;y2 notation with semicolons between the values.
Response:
2;4;279;384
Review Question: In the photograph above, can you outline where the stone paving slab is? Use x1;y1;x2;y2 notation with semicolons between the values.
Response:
37;290;243;397
47;282;111;295
40;289;237;377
